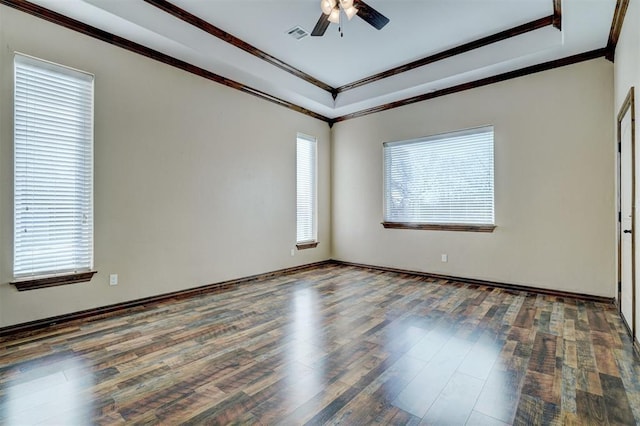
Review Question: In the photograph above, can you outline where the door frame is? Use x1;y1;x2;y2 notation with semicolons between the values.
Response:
617;86;636;339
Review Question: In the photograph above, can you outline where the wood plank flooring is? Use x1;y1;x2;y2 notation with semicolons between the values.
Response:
0;264;639;425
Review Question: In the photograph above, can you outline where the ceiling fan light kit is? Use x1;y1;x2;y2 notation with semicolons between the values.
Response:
328;8;340;24
344;5;359;20
312;0;389;37
321;0;335;15
322;0;357;25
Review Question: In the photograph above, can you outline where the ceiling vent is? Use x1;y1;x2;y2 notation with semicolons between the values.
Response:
287;26;309;40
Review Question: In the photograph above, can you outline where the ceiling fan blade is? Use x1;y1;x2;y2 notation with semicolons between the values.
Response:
355;0;390;30
311;13;331;36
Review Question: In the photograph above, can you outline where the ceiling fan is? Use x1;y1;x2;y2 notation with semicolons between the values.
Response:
311;0;390;37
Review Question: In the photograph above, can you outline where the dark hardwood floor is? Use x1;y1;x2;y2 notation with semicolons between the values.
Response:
0;264;639;425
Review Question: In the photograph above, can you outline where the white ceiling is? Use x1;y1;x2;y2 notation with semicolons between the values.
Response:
26;0;616;120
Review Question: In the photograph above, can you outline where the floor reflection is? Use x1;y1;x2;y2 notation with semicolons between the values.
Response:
379;319;508;423
285;286;325;408
3;355;94;425
2;266;638;424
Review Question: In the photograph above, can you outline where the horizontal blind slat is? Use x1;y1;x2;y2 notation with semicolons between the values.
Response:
384;126;494;225
297;135;317;243
14;54;94;278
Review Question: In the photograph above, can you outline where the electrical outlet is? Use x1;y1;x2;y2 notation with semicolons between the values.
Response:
290;248;295;257
109;274;118;286
441;254;448;263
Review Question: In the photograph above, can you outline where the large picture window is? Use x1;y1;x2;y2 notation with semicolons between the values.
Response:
13;54;95;285
296;133;317;248
383;126;495;232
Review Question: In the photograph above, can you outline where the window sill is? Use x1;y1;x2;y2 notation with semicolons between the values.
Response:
296;242;319;250
382;222;496;233
11;271;98;291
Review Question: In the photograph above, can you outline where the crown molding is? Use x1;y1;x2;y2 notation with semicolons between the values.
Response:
331;48;607;123
605;0;630;61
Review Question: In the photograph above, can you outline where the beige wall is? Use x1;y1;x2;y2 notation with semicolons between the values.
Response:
332;59;615;297
614;0;640;341
0;6;331;327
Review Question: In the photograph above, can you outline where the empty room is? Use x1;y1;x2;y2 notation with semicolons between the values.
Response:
1;0;639;424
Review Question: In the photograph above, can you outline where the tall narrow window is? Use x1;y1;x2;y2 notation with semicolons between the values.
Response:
296;134;317;248
383;126;495;232
13;54;95;286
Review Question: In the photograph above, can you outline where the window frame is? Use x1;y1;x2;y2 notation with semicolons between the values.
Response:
382;125;496;233
296;133;318;249
11;53;97;291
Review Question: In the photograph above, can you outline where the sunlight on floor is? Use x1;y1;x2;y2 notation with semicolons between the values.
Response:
4;356;94;425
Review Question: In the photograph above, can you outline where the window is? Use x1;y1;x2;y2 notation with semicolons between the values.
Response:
383;126;495;232
296;134;318;248
13;54;95;289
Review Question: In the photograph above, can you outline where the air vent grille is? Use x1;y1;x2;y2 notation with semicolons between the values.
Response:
287;26;309;40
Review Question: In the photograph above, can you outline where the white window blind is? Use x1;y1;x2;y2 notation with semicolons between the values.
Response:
384;126;494;225
296;134;317;244
14;54;94;278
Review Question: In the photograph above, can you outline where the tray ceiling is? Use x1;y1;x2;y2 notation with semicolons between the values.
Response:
5;0;620;122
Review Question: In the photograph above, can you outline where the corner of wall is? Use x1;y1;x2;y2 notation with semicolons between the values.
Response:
328;121;337;259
